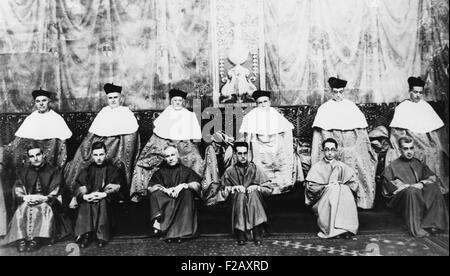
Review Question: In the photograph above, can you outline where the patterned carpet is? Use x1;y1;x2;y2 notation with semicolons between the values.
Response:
1;231;448;256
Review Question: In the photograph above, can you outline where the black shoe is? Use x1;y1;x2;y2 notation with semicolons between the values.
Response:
234;229;247;245
236;229;246;245
237;240;247;246
97;240;107;248
153;228;162;237
427;228;443;236
27;239;39;252
236;229;245;239
253;225;263;245
16;240;27;253
78;234;90;248
341;232;353;239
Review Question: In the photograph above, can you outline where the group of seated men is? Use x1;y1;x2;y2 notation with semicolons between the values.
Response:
0;140;275;251
0;135;448;253
0;76;448;253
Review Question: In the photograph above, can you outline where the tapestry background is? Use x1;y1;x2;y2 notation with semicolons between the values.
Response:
0;0;213;112
0;0;448;112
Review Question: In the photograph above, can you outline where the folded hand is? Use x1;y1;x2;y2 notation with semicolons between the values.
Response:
232;186;246;194
246;185;259;193
412;183;424;190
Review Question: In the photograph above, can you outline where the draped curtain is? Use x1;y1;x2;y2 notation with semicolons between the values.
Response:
0;0;212;113
0;0;448;112
264;0;449;105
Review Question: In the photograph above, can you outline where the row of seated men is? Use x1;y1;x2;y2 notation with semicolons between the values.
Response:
0;137;448;253
0;76;449;253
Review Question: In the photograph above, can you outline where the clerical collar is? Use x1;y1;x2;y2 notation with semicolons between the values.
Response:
37;108;51;114
93;161;108;168
408;99;423;104
399;156;414;162
323;158;335;164
236;162;249;168
32;162;46;171
166;162;181;169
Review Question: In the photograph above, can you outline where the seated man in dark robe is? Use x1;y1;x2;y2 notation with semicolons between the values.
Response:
383;137;449;237
5;143;71;252
147;144;202;243
74;142;125;248
216;142;273;245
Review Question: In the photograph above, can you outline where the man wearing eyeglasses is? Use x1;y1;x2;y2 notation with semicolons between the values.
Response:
215;142;273;245
388;76;448;196
382;137;448;237
305;138;359;239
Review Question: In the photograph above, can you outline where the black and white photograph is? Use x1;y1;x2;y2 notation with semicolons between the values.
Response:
0;0;448;261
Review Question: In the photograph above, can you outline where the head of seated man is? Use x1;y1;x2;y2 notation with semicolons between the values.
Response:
408;77;425;104
169;89;187;111
409;87;424;103
106;92;122;109
331;88;345;102
164;145;180;167
256;96;271;108
171;96;184;111
92;142;107;166
328;77;347;102
234;142;249;165
322;138;338;162
398;137;415;160
27;145;45;168
104;83;123;109
32;89;53;114
252;90;271;108
35;96;51;113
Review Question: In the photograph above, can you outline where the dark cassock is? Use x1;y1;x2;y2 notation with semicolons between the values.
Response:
383;157;449;237
73;161;125;242
305;159;359;239
216;162;273;237
0;144;6;237
5;162;72;245
148;163;202;241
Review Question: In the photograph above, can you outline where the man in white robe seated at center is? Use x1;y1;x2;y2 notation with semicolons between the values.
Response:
305;138;359;239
